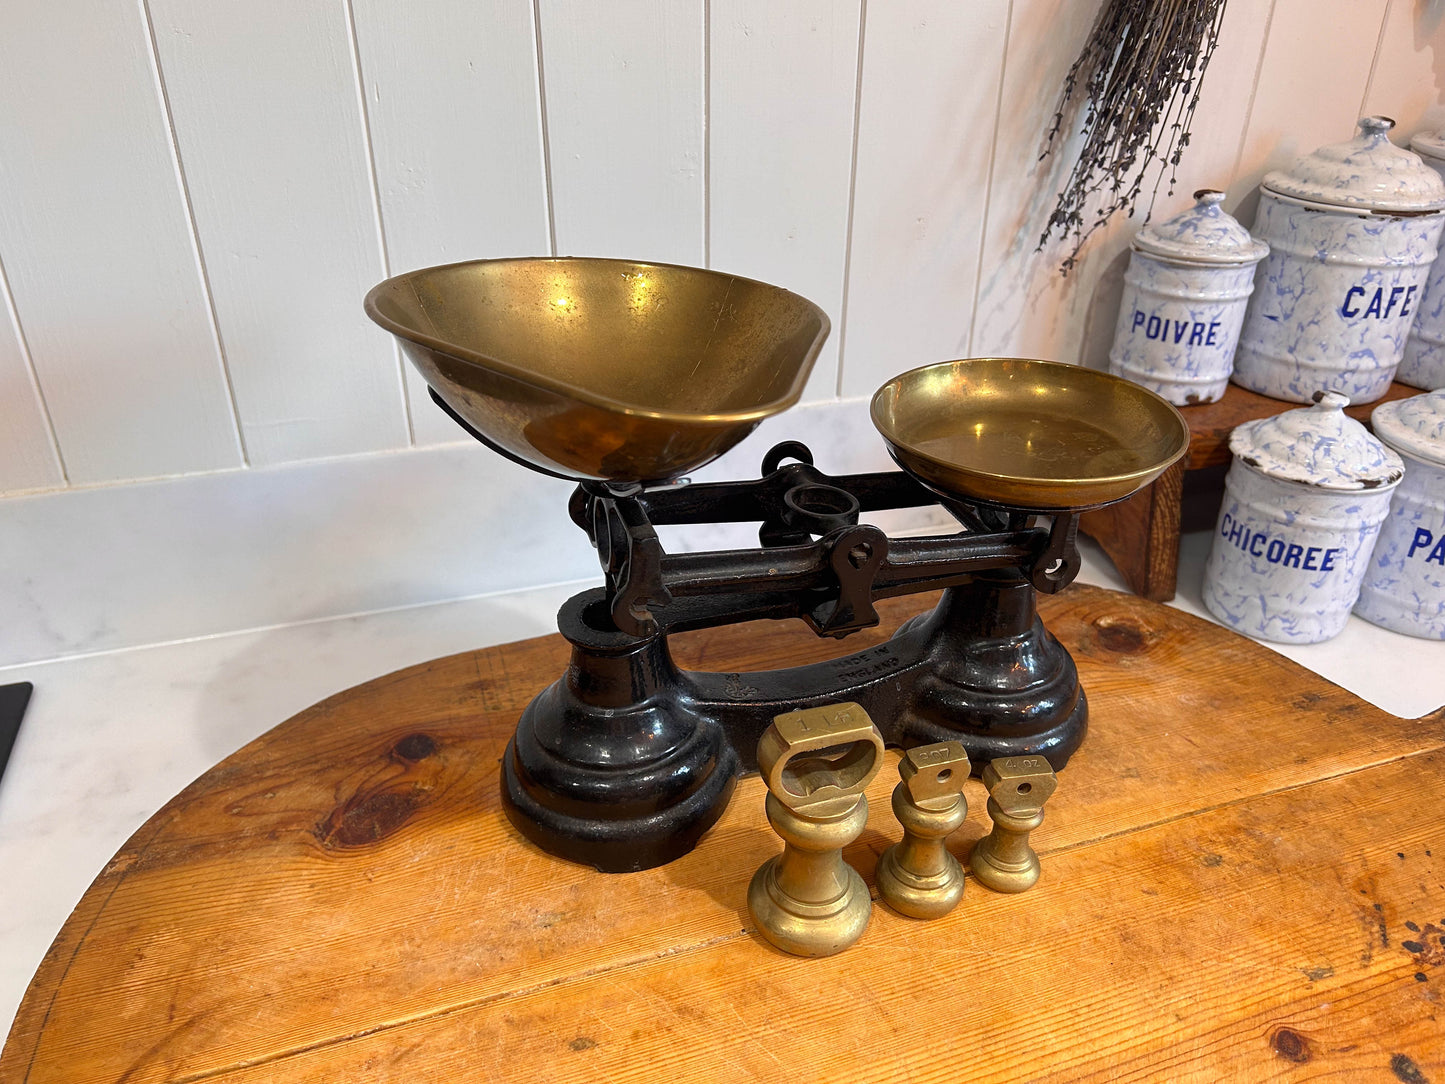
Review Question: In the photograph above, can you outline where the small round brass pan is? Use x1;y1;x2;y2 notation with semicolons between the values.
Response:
871;358;1189;511
365;257;830;484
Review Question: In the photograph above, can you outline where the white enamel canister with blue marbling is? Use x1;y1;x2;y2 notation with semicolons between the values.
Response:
1108;190;1267;405
1203;392;1403;644
1354;389;1445;637
1233;117;1445;405
1399;133;1445;390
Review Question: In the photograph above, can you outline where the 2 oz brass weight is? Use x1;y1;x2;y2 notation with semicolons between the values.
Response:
748;703;885;957
876;741;970;918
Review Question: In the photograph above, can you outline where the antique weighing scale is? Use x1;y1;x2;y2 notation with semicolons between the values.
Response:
365;257;1187;873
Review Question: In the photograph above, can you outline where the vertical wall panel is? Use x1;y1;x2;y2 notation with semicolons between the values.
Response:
709;0;861;402
539;0;704;263
1361;0;1445;141
0;1;242;485
352;0;552;446
0;258;63;493
1177;2;1278;185
840;1;1009;398
149;0;408;466
1226;0;1391;213
968;0;1105;363
0;2;1412;493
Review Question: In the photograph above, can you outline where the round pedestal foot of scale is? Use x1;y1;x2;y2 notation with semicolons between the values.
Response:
903;688;1088;773
500;735;739;873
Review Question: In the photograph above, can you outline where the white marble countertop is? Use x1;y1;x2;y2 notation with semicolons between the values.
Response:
2;533;1442;1039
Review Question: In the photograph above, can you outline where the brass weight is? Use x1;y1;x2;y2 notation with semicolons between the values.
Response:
748;703;885;957
876;741;971;918
970;756;1058;893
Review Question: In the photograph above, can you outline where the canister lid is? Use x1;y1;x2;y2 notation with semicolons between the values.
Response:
1412;130;1445;164
1372;388;1445;466
1261;117;1445;213
1229;391;1405;490
1131;190;1269;265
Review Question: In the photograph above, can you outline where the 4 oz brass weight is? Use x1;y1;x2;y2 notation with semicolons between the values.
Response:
970;755;1058;893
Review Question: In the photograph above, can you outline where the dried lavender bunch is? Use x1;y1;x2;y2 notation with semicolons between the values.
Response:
1040;0;1228;273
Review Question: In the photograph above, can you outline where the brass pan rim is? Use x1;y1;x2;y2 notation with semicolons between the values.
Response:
870;357;1190;508
364;255;831;428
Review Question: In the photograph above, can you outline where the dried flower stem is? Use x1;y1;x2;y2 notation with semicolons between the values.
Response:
1040;0;1229;273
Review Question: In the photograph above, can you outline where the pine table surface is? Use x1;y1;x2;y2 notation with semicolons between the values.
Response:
2;584;1442;1083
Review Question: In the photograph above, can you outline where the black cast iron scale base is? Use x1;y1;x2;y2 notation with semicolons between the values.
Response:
496;439;1093;873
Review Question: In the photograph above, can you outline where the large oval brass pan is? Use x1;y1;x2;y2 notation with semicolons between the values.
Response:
365;258;830;484
872;358;1189;510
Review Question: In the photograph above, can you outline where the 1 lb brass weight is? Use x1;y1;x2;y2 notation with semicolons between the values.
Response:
970;756;1057;893
876;741;970;918
748;703;885;957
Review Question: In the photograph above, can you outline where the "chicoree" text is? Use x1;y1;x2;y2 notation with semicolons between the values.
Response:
1219;513;1341;572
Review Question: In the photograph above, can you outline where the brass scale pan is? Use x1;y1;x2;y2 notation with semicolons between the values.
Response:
365;257;1187;509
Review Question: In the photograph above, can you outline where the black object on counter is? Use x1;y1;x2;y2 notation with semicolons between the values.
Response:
0;682;33;786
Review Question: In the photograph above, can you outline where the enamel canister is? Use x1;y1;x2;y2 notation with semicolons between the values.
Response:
1108;189;1268;405
1232;117;1445;405
1353;389;1445;637
1398;131;1445;390
1203;391;1404;644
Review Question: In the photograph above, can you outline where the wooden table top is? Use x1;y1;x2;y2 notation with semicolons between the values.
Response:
3;584;1442;1083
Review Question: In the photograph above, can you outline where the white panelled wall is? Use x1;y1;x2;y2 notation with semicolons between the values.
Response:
3;0;1445;665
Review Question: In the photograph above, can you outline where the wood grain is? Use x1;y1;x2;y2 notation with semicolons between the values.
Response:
215;753;1445;1084
3;585;1441;1082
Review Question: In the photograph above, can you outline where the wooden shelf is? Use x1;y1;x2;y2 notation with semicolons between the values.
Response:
1081;380;1421;601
